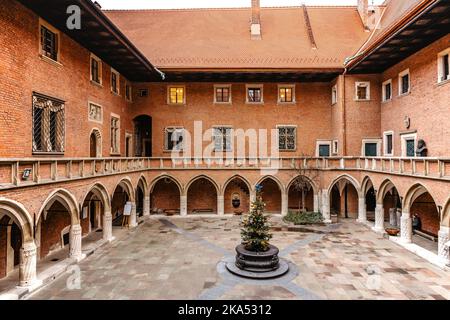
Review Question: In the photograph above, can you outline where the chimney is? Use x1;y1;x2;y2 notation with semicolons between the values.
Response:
357;0;369;30
250;0;261;40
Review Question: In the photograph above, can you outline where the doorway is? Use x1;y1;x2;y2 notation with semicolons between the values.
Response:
133;115;152;157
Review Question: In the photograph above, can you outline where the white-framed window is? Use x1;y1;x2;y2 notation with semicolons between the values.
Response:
278;84;295;104
88;102;102;124
246;84;263;104
316;140;331;157
382;79;392;102
332;140;339;155
111;68;120;95
398;69;410;96
164;127;185;151
39;19;60;63
213;126;233;152
400;132;417;157
90;54;102;85
362;139;381;157
214;85;231;104
277;125;297;151
437;48;450;83
125;82;132;101
383;131;394;156
110;114;120;154
331;85;337;105
139;88;149;97
167;86;186;105
355;82;370;101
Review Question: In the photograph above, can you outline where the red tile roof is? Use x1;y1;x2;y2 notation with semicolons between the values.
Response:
105;6;370;70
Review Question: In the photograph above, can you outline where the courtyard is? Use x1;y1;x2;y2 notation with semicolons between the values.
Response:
26;216;450;300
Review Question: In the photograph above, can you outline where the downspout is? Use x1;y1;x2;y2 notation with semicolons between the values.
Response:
342;68;348;156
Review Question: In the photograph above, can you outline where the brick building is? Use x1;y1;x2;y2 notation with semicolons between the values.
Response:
0;0;449;292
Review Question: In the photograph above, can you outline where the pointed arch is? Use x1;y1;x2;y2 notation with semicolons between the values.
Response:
403;183;437;213
137;175;149;195
89;128;102;158
0;198;34;242
361;176;374;196
286;175;318;195
222;174;253;196
113;177;135;202
149;174;183;195
81;182;111;212
38;188;80;225
377;179;399;204
185;174;220;196
327;174;361;197
255;175;285;194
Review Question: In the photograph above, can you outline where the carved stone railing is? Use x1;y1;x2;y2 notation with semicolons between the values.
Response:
0;156;449;190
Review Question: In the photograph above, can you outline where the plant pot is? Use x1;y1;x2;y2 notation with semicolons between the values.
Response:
385;228;400;236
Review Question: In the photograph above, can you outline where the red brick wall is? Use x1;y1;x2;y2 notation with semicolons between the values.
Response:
151;181;180;213
187;179;217;214
0;0;133;158
411;193;439;236
224;183;250;214
288;187;314;212
0;216;9;279
111;186;128;219
40;201;71;258
260;179;281;213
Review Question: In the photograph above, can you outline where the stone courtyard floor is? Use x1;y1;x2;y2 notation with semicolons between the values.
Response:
26;216;450;300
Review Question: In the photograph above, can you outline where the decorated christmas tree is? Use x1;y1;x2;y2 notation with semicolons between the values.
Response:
241;184;273;252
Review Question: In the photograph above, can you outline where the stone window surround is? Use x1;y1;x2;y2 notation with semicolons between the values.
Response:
277;84;296;104
400;132;417;157
398;68;410;96
125;82;132;102
89;53;102;86
163;126;185;152
382;79;392;102
167;85;186;105
276;125;297;151
110;68;120;96
361;138;382;157
38;18;61;65
315;140;331;157
331;84;338;105
213;84;232;104
383;130;394;156
110;113;120;155
354;81;371;101
437;48;450;84
332;139;339;155
245;84;264;104
213;125;233;152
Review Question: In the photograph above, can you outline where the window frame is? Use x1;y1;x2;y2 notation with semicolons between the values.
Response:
398;69;410;96
400;132;417;157
38;19;60;64
361;138;382;157
167;85;186;105
331;85;338;105
245;84;264;104
213;126;233;152
139;88;149;98
164;127;185;152
90;54;102;86
382;79;392;102
110;114;121;155
437;48;450;84
276;125;297;151
383;131;394;156
277;84;296;104
110;68;120;95
125;82;132;102
355;81;371;101
332;140;339;155
213;84;232;104
315;140;332;157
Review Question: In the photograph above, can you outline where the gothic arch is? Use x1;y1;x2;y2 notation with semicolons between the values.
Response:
185;175;220;196
149;174;183;195
0;198;34;242
327;174;361;197
113;178;135;202
222;175;253;196
81;182;111;212
38;189;80;225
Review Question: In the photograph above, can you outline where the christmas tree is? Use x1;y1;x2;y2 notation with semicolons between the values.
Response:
241;184;273;252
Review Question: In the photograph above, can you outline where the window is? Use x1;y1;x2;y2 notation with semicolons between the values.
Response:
332;140;339;154
355;82;370;100
213;127;232;152
398;69;410;95
246;85;263;104
90;54;102;85
164;127;185;151
438;49;450;83
331;85;337;105
214;85;231;104
382;79;392;102
40;24;58;61
277;126;296;151
88;102;102;123
383;131;393;156
32;93;65;154
125;83;132;101
401;133;417;157
111;69;120;95
362;139;381;157
110;115;120;154
316;141;331;157
139;89;148;97
168;86;185;104
278;85;295;103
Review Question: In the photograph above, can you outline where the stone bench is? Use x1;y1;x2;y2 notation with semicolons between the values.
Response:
413;229;438;242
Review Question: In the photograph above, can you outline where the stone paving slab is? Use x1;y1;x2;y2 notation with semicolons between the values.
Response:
26;216;450;300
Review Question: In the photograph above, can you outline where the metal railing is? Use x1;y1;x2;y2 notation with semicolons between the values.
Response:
0;156;449;190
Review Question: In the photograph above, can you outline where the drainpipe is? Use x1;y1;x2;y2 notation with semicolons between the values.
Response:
341;68;348;156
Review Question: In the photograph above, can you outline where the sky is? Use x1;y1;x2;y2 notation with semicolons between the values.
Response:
97;0;385;10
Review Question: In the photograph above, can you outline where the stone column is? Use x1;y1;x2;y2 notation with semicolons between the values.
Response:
372;204;384;233
321;189;331;223
250;191;256;204
103;211;114;242
389;208;397;227
143;196;150;216
69;224;84;261
217;195;225;215
357;197;367;223
180;195;187;216
281;192;288;216
129;202;138;227
400;210;412;243
438;226;450;265
19;241;39;287
313;193;319;213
